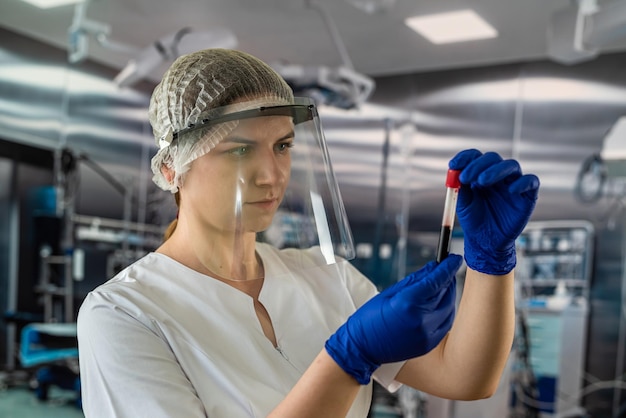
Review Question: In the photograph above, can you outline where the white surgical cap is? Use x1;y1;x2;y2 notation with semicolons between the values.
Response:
149;48;294;192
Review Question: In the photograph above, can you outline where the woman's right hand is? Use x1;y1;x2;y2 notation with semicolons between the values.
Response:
324;254;462;384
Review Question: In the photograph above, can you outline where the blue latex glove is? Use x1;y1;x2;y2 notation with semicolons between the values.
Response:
325;254;462;385
449;149;540;275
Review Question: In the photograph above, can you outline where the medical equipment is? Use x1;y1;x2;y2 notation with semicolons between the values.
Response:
67;0;375;109
20;323;78;369
436;169;460;263
271;62;375;110
345;0;397;15
286;0;374;109
600;116;626;180
112;27;238;88
548;0;626;65
574;115;626;228
66;1;237;77
20;322;81;407
511;220;594;418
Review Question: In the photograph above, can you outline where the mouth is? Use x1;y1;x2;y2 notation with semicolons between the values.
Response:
247;198;279;210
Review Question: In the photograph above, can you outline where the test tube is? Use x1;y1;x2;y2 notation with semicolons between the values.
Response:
436;169;461;263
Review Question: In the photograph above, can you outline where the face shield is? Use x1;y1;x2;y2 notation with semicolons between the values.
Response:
167;97;355;272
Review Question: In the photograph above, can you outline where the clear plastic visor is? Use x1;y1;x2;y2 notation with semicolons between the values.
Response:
178;97;355;273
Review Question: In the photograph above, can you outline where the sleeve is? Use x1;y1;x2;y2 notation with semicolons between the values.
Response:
341;262;405;393
77;291;207;418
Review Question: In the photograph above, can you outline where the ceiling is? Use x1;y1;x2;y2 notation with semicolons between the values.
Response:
3;0;624;80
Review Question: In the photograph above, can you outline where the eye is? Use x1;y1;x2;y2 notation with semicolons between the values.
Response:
228;145;250;156
276;141;294;153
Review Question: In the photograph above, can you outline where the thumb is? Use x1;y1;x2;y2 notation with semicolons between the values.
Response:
387;260;439;296
421;254;463;294
403;260;438;284
400;254;462;297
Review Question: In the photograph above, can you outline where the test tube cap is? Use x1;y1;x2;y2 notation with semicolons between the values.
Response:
445;169;461;188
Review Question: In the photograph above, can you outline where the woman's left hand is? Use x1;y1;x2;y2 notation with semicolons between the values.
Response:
449;149;540;275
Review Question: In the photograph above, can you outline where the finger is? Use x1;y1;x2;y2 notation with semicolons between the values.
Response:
400;260;438;286
459;152;503;184
509;174;540;197
397;254;461;296
392;275;457;319
437;253;463;273
422;283;456;331
382;260;439;297
449;149;483;171
419;254;462;294
424;275;457;309
419;260;438;275
477;159;522;186
428;279;456;311
456;186;474;212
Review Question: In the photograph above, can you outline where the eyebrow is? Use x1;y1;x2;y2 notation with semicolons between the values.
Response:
223;130;295;144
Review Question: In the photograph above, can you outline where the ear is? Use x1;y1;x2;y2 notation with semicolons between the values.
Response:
161;165;175;184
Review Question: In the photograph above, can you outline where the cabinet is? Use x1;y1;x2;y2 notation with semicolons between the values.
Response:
511;220;594;418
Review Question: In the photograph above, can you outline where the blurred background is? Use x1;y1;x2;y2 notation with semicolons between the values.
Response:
1;0;626;417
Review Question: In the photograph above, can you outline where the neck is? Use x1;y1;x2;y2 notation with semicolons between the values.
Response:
157;216;262;281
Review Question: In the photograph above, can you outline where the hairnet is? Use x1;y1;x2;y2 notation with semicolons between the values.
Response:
148;48;294;192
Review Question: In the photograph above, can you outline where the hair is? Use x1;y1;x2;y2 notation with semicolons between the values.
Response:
163;191;181;241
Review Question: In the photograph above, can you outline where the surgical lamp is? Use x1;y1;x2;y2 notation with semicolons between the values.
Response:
272;0;375;109
345;0;396;15
272;63;374;110
548;0;626;64
112;28;238;88
66;1;237;86
67;0;374;109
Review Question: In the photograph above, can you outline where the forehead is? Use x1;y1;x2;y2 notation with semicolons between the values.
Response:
225;115;295;138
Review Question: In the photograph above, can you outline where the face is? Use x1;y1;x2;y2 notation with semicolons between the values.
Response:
180;114;294;235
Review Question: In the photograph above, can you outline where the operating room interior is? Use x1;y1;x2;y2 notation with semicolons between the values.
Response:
1;0;626;417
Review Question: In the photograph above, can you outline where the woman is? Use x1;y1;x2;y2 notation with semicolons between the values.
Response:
77;48;540;418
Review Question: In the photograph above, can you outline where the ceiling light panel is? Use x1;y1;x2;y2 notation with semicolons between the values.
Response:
405;9;498;44
20;0;84;9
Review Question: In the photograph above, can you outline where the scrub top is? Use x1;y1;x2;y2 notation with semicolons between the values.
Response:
78;243;404;418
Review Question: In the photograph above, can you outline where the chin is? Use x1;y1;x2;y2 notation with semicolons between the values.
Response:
244;218;275;234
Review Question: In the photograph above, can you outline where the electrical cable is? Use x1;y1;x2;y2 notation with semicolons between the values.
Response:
77;154;125;196
60;148;81;211
77;152;138;210
511;307;541;418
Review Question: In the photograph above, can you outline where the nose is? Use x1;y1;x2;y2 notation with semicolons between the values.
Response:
253;149;289;187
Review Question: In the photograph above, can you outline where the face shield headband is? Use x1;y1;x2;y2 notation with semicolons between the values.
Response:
171;103;317;143
170;97;355;271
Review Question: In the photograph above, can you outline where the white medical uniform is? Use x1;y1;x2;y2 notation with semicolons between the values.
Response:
78;242;404;418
